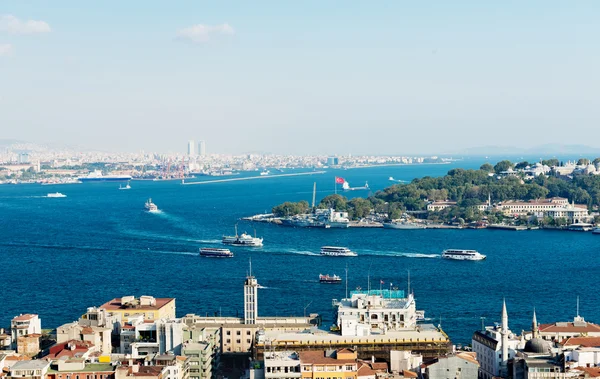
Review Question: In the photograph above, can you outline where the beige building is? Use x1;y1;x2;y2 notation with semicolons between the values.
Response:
499;197;571;216
99;296;176;322
299;349;358;379
427;201;457;212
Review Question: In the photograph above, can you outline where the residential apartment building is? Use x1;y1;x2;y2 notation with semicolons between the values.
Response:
299;349;358;379
182;341;213;379
11;315;41;349
7;359;50;379
99;296;176;322
420;353;479;379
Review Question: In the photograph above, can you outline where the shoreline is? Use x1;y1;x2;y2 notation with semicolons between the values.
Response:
181;170;327;185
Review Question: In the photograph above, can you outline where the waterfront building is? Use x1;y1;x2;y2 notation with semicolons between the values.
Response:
99;296;176;322
10;314;41;349
16;334;41;357
471;300;524;379
198;141;206;157
426;201;457;212
299;349;358;379
0;328;11;349
56;323;112;355
419;353;479;379
334;290;420;336
523;315;600;342
188;141;195;157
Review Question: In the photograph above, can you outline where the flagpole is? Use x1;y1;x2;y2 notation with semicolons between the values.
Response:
334;177;337;194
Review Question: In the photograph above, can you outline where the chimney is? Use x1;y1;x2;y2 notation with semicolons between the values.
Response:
372;356;375;364
131;364;139;374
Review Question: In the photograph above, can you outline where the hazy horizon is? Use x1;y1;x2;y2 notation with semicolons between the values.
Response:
1;1;599;155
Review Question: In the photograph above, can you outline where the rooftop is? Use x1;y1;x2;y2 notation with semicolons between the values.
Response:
561;337;600;348
299;351;356;365
48;363;115;373
11;360;51;371
12;314;38;322
539;320;600;334
100;298;175;312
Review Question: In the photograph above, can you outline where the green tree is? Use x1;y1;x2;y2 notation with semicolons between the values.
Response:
494;160;514;174
318;194;348;211
272;201;310;217
348;198;372;219
577;158;591;166
541;159;559;167
515;161;530;170
480;163;494;172
593;158;600;166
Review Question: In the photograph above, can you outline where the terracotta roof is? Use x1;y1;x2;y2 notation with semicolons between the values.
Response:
12;314;37;322
457;352;479;366
561;337;600;347
539;322;600;333
403;370;418;378
575;367;600;377
357;362;376;377
299;351;356;365
100;298;174;312
4;355;31;361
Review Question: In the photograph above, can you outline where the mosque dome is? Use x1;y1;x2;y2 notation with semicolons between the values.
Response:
524;338;550;354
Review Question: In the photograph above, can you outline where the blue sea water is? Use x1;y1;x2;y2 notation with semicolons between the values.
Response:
1;159;599;344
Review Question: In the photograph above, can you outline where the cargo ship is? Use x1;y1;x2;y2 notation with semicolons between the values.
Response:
78;170;132;182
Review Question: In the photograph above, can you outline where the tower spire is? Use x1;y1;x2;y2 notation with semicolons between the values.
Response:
532;308;539;339
501;298;508;332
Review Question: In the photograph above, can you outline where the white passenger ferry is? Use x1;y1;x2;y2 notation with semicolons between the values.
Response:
222;225;263;247
320;246;357;257
442;249;486;261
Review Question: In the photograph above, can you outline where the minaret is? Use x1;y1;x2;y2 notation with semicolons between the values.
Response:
501;299;509;375
532;308;539;339
244;258;258;324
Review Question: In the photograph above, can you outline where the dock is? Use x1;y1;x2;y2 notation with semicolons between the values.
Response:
487;224;529;231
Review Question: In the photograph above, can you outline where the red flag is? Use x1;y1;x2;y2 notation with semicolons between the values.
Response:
335;177;345;184
380;280;384;284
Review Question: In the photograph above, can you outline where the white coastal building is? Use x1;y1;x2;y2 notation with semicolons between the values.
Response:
334;289;423;337
10;314;41;349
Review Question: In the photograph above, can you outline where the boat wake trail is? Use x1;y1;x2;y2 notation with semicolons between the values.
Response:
141;249;197;257
362;250;440;259
265;248;320;256
193;239;222;244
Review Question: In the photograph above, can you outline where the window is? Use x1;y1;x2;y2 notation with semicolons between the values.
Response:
226;339;230;343
247;331;251;335
237;331;241;335
226;331;230;336
236;339;241;343
246;339;251;344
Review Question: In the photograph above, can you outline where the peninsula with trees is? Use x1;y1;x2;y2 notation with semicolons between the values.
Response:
260;159;600;230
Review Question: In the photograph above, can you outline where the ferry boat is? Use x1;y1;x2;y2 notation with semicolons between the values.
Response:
119;182;131;190
47;192;67;198
145;198;158;212
199;247;233;258
319;274;342;283
320;246;357;257
441;249;486;261
383;220;425;229
222;225;263;247
77;170;132;182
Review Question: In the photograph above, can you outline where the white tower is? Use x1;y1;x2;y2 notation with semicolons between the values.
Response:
501;299;509;376
187;140;195;156
244;258;258;324
198;140;206;156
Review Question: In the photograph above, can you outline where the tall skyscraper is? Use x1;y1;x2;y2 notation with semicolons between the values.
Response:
187;140;195;156
198;140;206;156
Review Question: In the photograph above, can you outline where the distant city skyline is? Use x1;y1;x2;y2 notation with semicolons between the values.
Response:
1;1;599;154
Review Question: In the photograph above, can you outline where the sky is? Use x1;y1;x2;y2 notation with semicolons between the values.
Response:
0;1;599;155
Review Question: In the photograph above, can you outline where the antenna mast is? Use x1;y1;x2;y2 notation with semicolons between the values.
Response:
249;257;252;277
577;296;580;317
345;264;348;299
407;270;411;295
312;182;317;211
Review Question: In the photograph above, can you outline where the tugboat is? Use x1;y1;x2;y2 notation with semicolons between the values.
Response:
222;225;263;247
119;181;131;190
199;247;234;258
144;198;158;212
319;274;342;283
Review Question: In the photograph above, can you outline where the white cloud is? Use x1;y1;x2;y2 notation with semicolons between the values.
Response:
0;43;13;56
0;14;51;35
176;23;234;44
